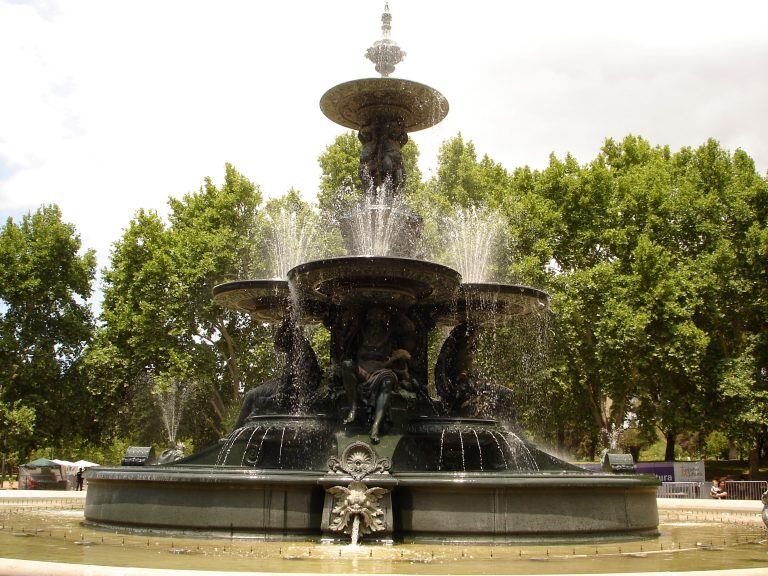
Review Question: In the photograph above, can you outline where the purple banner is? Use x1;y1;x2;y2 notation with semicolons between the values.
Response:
635;462;674;482
575;461;675;482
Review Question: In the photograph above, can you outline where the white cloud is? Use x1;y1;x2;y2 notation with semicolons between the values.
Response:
1;0;767;305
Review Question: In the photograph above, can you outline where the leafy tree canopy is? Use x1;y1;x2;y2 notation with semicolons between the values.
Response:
0;205;96;454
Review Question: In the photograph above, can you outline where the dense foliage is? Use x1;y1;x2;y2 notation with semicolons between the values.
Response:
1;135;765;473
319;132;768;468
0;206;96;462
87;164;281;448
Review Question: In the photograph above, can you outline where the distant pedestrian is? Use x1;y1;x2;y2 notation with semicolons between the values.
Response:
75;468;84;491
710;478;727;499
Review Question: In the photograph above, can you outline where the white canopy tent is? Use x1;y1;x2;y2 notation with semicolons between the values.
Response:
51;459;78;489
18;458;67;490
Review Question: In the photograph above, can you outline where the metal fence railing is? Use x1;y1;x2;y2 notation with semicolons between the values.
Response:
657;480;768;500
724;480;768;501
657;482;702;499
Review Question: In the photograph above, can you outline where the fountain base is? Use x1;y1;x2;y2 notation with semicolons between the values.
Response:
84;466;658;542
85;416;659;543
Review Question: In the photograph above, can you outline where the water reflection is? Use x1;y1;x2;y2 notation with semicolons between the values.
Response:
0;501;765;574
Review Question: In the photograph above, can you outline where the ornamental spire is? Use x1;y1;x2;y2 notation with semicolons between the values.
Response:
365;3;406;77
381;3;392;38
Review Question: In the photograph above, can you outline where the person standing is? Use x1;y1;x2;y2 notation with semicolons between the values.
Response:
75;468;84;491
710;478;727;499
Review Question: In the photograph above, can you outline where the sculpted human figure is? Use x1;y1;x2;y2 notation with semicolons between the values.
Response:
379;122;407;190
357;120;408;192
157;442;185;464
233;317;321;430
358;126;377;188
341;307;416;443
434;321;474;414
435;321;518;421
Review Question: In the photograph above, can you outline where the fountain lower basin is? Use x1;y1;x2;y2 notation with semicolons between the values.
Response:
4;495;767;575
212;279;290;322
85;414;660;542
84;466;659;541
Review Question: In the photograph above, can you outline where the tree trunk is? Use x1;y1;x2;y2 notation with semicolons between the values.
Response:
588;435;597;461
728;438;738;460
207;388;228;437
748;437;760;479
556;428;565;452
664;431;676;462
217;320;241;397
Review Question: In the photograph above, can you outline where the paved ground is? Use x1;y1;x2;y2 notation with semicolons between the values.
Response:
0;489;85;499
657;497;762;513
0;558;767;576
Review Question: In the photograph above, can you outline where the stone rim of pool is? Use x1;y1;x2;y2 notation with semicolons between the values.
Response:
1;493;766;576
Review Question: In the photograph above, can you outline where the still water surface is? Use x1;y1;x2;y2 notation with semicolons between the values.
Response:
0;501;765;574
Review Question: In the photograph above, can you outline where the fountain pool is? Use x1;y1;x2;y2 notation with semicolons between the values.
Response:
1;497;766;574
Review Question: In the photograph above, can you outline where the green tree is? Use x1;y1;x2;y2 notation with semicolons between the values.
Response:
93;165;280;446
419;133;511;211
0;398;36;462
412;134;540;278
541;136;768;460
623;236;709;460
0;205;96;455
678;144;768;474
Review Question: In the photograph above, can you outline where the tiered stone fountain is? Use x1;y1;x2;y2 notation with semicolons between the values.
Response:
85;5;659;544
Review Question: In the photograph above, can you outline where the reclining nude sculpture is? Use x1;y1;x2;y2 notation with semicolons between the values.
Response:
341;307;417;443
234;316;321;430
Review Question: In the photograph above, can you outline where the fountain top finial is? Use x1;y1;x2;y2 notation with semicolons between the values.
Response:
320;3;447;133
365;4;406;77
381;3;392;38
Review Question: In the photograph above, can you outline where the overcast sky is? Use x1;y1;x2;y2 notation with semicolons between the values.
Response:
1;0;767;296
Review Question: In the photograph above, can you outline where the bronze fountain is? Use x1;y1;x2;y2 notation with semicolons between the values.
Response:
85;5;659;544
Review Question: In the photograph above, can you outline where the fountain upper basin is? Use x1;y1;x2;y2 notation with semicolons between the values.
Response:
288;256;461;307
212;279;288;321
456;282;549;324
320;78;449;132
213;279;332;323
